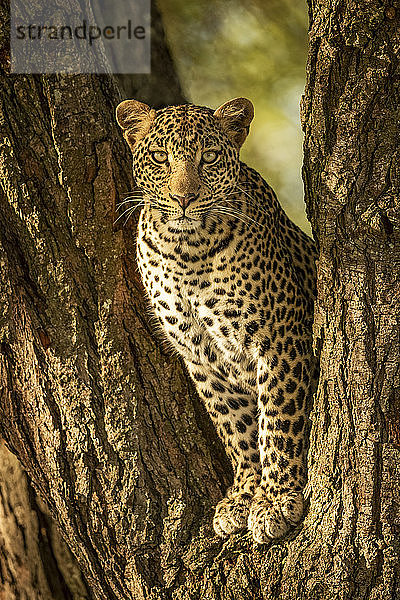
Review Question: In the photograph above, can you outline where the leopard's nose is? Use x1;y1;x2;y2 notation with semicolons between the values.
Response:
169;192;199;208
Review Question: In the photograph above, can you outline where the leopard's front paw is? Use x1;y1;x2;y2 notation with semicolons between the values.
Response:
248;490;304;544
213;493;252;537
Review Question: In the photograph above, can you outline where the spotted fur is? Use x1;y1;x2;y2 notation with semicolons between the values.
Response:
116;97;318;543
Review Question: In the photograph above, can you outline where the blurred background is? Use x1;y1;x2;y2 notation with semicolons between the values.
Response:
157;0;310;234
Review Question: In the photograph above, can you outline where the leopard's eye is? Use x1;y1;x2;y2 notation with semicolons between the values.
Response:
151;150;168;164
202;150;219;164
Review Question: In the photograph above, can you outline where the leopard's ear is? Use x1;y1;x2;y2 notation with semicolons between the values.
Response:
214;97;254;149
116;99;156;151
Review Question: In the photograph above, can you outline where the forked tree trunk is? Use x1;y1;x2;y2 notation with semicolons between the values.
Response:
0;0;399;599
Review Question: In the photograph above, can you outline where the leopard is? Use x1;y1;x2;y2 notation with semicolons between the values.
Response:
116;97;318;544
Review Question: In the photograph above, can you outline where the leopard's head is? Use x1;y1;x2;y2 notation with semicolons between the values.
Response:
116;98;254;228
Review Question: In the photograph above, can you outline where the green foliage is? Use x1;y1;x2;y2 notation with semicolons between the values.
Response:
157;0;311;233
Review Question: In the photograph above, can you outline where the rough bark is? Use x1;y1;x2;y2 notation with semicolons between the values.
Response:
116;1;186;106
294;1;400;597
0;0;399;599
0;56;228;600
91;0;186;105
0;440;91;600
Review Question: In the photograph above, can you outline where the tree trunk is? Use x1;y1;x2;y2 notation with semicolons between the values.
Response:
293;1;400;597
0;440;91;599
1;1;399;599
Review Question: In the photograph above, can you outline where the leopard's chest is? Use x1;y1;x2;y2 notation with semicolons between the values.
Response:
138;238;259;362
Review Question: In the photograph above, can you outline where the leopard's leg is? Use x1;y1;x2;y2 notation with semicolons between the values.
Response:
248;334;314;543
186;360;260;536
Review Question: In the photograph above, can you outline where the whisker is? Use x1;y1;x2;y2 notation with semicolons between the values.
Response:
117;193;164;210
212;212;248;228
123;187;145;194
211;204;262;227
236;181;260;189
209;207;251;228
226;186;271;218
114;202;146;224
236;184;267;207
116;198;143;209
224;195;269;216
120;195;144;203
123;207;140;226
121;201;165;226
205;211;232;226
